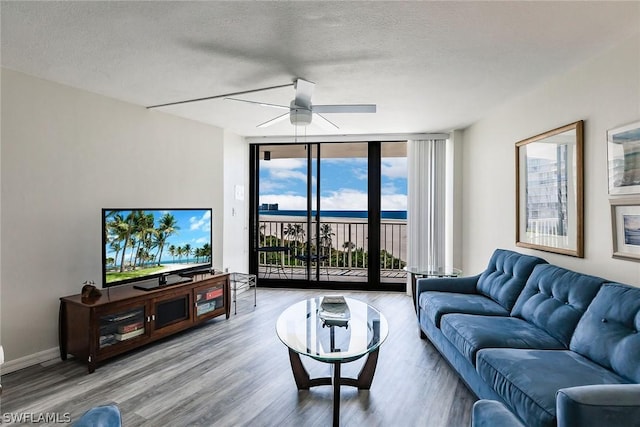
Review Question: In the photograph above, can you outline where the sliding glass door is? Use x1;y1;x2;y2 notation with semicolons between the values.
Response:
249;141;407;290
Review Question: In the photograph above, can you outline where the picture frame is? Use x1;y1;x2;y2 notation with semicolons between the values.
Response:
607;120;640;195
610;198;640;261
516;121;584;257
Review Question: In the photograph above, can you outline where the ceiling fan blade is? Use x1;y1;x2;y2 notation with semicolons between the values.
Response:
146;82;294;109
225;97;289;110
312;104;377;114
313;113;340;130
294;78;315;109
257;112;290;128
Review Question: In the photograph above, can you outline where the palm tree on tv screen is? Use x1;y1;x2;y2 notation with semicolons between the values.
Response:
133;212;157;268
107;211;136;273
183;244;192;262
201;243;212;262
109;240;122;270
155;213;180;266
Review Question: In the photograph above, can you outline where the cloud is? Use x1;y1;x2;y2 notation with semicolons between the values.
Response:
262;187;407;212
381;194;407;210
260;194;308;210
260;158;309;185
381;157;407;179
321;189;368;210
190;211;211;231
270;169;307;182
261;158;306;170
352;167;368;180
381;182;397;195
259;179;286;193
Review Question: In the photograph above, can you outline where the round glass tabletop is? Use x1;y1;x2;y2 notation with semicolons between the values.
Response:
276;297;389;363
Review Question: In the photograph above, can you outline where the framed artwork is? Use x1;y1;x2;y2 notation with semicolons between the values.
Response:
608;120;640;195
610;198;640;261
516;121;584;257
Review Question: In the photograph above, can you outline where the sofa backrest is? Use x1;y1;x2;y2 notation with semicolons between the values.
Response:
511;264;605;347
476;249;547;310
570;283;640;383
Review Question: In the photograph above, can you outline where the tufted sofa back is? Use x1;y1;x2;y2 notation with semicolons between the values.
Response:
570;283;640;383
511;264;605;347
476;249;547;311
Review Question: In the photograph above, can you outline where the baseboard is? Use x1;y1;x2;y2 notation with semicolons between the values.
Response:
1;347;59;374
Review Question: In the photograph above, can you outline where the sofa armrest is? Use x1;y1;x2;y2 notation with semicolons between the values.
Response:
556;384;640;427
415;274;480;314
416;274;479;296
472;400;526;427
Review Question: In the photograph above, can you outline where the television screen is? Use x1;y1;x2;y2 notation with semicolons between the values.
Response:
102;208;212;288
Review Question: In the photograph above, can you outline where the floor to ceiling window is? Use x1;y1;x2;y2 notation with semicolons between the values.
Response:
380;141;408;283
249;141;407;290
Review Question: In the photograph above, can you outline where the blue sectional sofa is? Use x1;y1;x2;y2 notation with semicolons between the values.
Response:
416;249;640;427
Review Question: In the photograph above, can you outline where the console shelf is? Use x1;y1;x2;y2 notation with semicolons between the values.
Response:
59;272;230;373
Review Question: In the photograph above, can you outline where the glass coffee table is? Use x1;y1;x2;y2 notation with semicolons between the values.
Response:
276;297;388;427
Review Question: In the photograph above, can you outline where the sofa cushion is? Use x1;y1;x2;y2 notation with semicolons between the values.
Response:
570;283;640;383
441;314;564;365
476;249;547;310
419;291;509;328
511;264;604;347
476;348;630;427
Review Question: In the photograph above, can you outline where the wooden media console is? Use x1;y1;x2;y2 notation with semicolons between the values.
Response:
59;272;230;373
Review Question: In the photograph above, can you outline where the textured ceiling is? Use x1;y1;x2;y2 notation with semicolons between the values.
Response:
2;1;639;137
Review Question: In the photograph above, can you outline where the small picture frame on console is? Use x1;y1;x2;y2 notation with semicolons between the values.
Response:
610;198;640;261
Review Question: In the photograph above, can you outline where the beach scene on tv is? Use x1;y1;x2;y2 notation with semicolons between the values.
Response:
104;209;212;284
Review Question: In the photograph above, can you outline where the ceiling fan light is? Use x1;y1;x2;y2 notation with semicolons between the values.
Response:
290;103;312;126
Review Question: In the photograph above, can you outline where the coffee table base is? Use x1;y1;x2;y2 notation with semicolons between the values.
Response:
287;348;380;427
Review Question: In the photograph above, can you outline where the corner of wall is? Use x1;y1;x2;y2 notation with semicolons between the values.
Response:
447;130;464;271
222;131;249;274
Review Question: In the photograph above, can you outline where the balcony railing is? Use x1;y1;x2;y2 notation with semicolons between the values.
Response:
258;218;407;278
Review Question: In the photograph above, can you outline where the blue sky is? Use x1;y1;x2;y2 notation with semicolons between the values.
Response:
259;157;407;211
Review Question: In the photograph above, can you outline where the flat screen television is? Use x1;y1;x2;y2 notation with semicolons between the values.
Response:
102;208;213;290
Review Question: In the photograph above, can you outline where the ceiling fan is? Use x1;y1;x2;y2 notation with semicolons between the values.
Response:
147;78;376;129
226;78;376;129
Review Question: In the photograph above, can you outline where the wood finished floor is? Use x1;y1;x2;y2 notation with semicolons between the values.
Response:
0;289;475;427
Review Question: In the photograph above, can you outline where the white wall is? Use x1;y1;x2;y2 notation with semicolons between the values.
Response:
222;131;249;273
461;33;640;285
0;69;230;363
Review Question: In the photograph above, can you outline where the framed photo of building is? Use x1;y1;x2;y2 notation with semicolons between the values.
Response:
610;198;640;261
608;120;640;195
516;121;584;257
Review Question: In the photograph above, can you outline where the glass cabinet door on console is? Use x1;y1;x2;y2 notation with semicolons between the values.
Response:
194;282;225;320
98;305;148;350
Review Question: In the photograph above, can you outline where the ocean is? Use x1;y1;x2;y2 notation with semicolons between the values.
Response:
259;210;407;220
